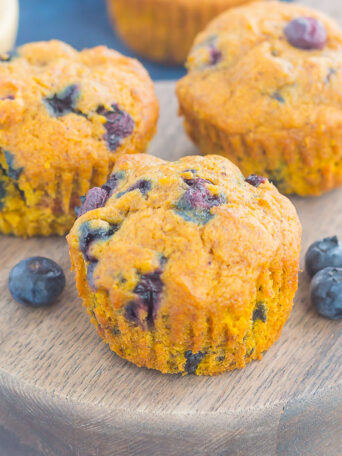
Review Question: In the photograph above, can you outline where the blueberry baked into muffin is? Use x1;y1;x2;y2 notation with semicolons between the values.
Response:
67;154;301;375
177;1;342;195
0;40;158;236
106;0;267;65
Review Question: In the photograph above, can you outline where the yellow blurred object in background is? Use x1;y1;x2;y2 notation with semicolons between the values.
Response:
106;0;266;65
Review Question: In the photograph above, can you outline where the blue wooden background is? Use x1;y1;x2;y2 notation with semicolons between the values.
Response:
17;0;292;81
17;0;186;80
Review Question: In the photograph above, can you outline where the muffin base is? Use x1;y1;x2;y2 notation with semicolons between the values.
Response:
180;109;342;196
69;239;298;376
0;154;108;236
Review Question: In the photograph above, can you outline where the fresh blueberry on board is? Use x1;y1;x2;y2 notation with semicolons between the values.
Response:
284;17;327;50
8;257;65;308
305;236;342;278
310;267;342;320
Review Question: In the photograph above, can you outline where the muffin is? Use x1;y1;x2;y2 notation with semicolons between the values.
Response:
67;153;301;376
106;0;267;65
177;1;342;196
0;40;158;236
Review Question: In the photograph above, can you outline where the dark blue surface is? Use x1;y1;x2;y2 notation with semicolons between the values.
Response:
17;0;186;81
17;0;292;81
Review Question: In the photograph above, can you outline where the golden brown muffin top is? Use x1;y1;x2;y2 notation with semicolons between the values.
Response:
68;154;301;321
0;40;158;187
177;1;342;134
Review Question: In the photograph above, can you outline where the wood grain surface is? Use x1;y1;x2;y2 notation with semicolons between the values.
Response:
1;2;342;451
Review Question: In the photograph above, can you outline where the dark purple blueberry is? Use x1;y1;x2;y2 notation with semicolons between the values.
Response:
101;171;124;196
76;172;125;218
97;104;134;152
44;84;80;117
79;222;120;262
117;179;151;198
252;302;267;323
175;177;226;224
124;301;145;327
8;257;65;308
124;269;164;327
134;270;164;325
245;174;267;188
305;236;342;278
76;187;108;218
209;45;222;65
184;350;206;374
194;36;221;66
310;267;342;320
284;17;327;50
4;151;23;180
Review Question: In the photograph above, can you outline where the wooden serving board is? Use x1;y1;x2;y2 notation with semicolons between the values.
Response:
0;78;341;456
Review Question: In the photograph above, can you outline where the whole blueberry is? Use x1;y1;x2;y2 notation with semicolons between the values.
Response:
9;257;66;307
305;236;342;278
310;267;342;320
284;17;327;50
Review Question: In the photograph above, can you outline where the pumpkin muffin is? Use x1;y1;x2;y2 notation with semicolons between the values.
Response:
67;153;301;376
106;0;268;65
0;40;158;236
177;1;342;196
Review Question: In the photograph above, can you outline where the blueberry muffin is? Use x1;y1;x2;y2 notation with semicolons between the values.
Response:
0;40;158;236
177;1;342;196
67;153;301;375
106;0;267;65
